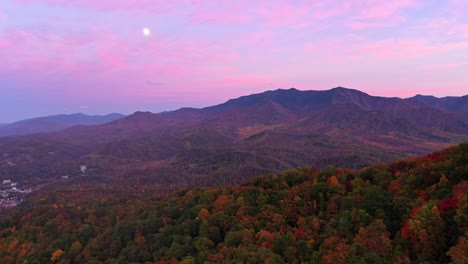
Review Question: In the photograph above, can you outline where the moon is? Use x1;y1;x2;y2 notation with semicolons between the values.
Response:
143;28;150;37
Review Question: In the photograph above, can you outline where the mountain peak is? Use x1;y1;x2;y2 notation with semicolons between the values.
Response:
413;94;438;99
131;111;154;116
125;111;160;122
330;86;369;95
273;87;299;92
105;111;168;133
332;86;349;90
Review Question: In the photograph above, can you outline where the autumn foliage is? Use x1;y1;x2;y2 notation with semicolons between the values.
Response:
0;143;466;263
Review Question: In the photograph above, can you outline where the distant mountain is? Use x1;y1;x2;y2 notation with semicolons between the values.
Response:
409;94;468;116
0;87;467;186
0;113;125;138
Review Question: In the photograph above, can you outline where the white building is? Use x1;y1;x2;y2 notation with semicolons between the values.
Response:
80;165;87;173
2;180;11;185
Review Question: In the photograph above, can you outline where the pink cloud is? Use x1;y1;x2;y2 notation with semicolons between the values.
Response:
422;63;464;70
355;38;468;59
446;0;468;17
15;0;418;33
15;0;182;13
0;24;246;100
346;16;404;30
343;0;416;30
312;2;352;20
187;0;312;30
355;0;415;20
452;24;468;39
427;18;468;39
188;1;339;30
216;76;274;87
0;26;142;94
257;2;312;28
0;9;7;21
189;1;253;25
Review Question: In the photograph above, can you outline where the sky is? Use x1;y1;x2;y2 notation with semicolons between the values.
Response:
0;0;467;123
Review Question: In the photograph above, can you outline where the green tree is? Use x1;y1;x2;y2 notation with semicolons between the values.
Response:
408;203;446;260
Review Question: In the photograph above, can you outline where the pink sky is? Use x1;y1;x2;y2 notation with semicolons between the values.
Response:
0;0;467;122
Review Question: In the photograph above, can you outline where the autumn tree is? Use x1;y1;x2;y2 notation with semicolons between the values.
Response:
408;203;446;260
319;236;350;264
354;220;392;257
447;235;468;264
50;249;64;263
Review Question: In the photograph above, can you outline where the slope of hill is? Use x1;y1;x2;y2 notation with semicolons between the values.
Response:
0;144;466;263
409;94;468;116
0;87;467;186
0;113;125;138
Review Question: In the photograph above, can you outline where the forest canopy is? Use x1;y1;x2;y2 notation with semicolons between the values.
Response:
0;143;467;263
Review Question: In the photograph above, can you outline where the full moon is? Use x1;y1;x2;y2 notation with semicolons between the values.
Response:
143;28;150;36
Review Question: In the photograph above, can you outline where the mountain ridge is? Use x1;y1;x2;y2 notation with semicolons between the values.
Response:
409;94;468;116
0;87;466;186
0;113;125;138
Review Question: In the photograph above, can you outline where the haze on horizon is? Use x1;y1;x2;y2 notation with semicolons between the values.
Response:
0;0;467;123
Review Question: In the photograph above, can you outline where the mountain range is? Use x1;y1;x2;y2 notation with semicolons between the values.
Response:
0;113;125;138
0;87;466;186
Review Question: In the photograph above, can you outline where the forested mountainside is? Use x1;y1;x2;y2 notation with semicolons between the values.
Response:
1;88;467;187
0;143;466;263
409;94;468;116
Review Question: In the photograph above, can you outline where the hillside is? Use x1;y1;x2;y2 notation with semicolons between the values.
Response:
0;113;125;138
0;87;467;186
409;94;468;116
0;143;466;263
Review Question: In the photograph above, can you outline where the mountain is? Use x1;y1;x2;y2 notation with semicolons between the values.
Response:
0;113;125;138
0;87;467;186
409;94;468;116
0;144;466;263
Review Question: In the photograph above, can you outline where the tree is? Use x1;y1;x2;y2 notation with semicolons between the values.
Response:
134;230;147;246
68;241;82;259
225;231;243;247
408;203;446;260
50;249;64;263
272;236;288;255
447;235;468;264
319;237;350;264
327;176;339;185
439;198;458;215
354;220;391;257
197;208;210;220
212;195;229;213
257;230;275;248
194;237;215;253
454;195;468;233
